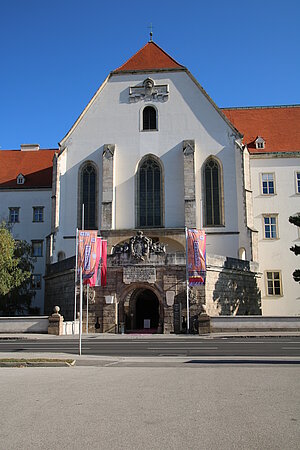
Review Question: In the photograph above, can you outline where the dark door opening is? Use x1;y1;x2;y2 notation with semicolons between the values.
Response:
136;289;159;330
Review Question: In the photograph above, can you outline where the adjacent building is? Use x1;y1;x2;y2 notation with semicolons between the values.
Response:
0;145;57;313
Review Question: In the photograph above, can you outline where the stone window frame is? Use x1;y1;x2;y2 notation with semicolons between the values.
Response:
140;104;158;132
32;206;44;222
263;214;279;240
265;270;283;297
77;160;99;230
260;172;276;196
202;156;225;227
32;240;43;257
9;207;20;223
135;154;164;228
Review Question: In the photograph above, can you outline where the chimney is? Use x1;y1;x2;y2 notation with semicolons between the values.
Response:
20;144;40;151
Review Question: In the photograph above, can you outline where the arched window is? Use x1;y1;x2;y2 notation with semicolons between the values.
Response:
203;157;223;226
79;162;98;229
137;156;163;227
238;247;246;260
57;251;66;262
143;106;157;130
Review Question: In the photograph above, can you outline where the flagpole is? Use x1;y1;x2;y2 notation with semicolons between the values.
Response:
185;227;190;333
79;266;83;355
74;228;78;332
86;284;89;334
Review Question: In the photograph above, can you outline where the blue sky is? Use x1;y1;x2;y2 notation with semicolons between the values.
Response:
1;0;299;149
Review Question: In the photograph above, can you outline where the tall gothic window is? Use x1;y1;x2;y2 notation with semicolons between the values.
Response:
143;106;157;130
137;156;163;227
79;163;97;229
204;157;223;226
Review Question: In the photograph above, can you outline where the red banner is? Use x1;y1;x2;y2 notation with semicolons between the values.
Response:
187;229;206;285
85;237;101;287
77;230;98;281
100;240;107;287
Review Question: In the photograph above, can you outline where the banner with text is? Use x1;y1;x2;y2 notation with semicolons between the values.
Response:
85;237;102;287
77;230;98;281
187;229;206;285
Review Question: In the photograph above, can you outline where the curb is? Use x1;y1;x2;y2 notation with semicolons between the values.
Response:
0;359;76;368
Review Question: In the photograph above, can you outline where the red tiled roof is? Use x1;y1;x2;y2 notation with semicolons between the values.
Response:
0;149;57;188
222;106;300;154
113;41;184;73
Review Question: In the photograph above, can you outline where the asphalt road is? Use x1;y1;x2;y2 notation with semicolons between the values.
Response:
1;364;300;450
1;336;300;358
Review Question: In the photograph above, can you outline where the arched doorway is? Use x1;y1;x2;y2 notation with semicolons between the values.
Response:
135;289;159;330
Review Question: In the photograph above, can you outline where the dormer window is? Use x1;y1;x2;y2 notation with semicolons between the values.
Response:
17;173;25;184
255;137;265;150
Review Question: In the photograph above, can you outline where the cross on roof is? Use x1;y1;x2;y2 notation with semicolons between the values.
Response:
148;23;154;41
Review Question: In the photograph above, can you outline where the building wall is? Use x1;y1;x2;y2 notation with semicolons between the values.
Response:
250;155;300;315
53;71;250;262
0;189;52;313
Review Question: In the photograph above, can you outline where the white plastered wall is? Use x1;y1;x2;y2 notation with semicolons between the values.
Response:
54;70;250;262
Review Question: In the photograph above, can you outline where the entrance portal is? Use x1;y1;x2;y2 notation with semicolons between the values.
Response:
135;289;159;330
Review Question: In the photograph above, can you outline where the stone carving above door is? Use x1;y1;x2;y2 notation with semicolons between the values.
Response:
112;231;166;261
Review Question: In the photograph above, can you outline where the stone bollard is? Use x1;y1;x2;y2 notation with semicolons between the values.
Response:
198;314;211;335
48;306;64;335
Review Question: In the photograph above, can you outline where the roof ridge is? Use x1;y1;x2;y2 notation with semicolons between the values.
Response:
222;104;300;110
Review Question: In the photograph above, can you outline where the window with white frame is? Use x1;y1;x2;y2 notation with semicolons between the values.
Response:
296;172;300;194
33;206;44;222
9;207;20;223
32;240;43;257
31;274;42;290
263;215;278;239
261;173;275;195
266;271;282;296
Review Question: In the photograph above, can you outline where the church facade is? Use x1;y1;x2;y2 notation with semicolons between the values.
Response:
1;40;299;327
44;41;261;332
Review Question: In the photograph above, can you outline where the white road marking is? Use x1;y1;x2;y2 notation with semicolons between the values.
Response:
281;347;300;350
148;347;218;350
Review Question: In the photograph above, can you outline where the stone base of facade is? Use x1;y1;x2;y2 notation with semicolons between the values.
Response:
45;251;261;334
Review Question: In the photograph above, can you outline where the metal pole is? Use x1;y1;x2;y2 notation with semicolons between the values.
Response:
200;199;203;230
82;203;84;230
115;300;118;334
79;267;83;355
86;284;89;334
185;227;190;333
74;228;78;331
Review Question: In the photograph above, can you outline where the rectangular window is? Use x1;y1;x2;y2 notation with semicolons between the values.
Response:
264;215;278;239
296;172;300;194
31;274;42;290
261;173;275;195
266;271;282;296
33;206;44;222
9;207;20;223
32;240;43;257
